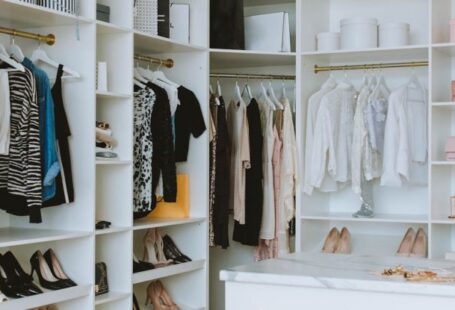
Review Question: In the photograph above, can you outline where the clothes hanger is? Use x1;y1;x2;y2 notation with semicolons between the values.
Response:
31;42;80;78
260;81;275;111
133;61;147;88
153;61;179;88
8;35;24;62
370;69;390;100
0;42;25;72
268;80;283;110
281;80;288;101
209;83;221;105
216;79;222;97
235;80;243;103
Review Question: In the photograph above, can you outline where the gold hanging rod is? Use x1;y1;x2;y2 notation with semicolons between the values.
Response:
134;54;174;68
314;61;428;74
210;73;295;80
0;26;55;45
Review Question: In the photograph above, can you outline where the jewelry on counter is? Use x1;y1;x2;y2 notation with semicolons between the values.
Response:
379;265;455;283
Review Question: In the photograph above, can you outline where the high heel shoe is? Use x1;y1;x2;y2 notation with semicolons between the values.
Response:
155;281;180;310
133;254;154;273
396;227;416;256
162;235;191;264
1;252;42;296
143;229;172;267
321;227;340;253
133;293;140;310
410;228;427;258
334;227;352;254
30;251;69;290
154;230;173;266
146;281;180;310
0;261;23;299
43;249;77;287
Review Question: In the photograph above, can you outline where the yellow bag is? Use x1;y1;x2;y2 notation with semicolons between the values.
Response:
149;175;189;218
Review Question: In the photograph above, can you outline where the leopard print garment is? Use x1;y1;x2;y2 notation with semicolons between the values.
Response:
133;87;156;213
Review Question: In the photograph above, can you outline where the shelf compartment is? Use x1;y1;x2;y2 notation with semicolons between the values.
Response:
132;260;205;284
301;212;428;224
302;45;429;64
95;291;130;306
210;49;296;69
0;0;93;28
0;227;91;248
0;285;91;310
95;226;131;236
133;217;206;231
134;30;206;54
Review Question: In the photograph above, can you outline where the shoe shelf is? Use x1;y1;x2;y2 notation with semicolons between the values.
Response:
133;217;206;231
95;226;131;236
132;260;206;285
0;228;92;248
301;212;428;224
94;291;130;306
96;90;132;100
0;285;91;310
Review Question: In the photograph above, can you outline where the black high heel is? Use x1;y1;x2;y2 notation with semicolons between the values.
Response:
30;251;69;290
133;293;140;310
133;255;154;273
162;235;191;263
0;259;24;299
43;249;77;287
1;252;42;296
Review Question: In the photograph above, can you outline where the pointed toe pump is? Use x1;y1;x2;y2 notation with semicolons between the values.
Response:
321;227;340;253
396;227;416;256
30;251;69;290
2;251;42;296
334;227;352;254
162;235;192;263
43;249;77;287
410;228;427;258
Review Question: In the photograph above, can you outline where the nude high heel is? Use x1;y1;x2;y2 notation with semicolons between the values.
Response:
145;281;180;310
321;227;340;253
410;228;427;258
396;227;416;256
334;227;352;254
143;229;171;267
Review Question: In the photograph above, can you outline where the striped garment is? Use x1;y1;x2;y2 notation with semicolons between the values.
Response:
0;68;42;223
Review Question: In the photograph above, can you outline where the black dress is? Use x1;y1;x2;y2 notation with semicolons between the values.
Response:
212;97;230;249
233;99;263;246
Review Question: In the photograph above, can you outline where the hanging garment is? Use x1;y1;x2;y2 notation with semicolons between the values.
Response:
133;85;156;217
311;82;356;187
209;97;217;247
258;98;275;241
0;68;42;223
210;0;245;49
174;86;207;162
44;64;75;207
303;78;337;195
213;97;230;249
0;71;10;155
277;98;297;255
381;84;428;187
233;99;263;246
148;83;177;203
23;57;60;201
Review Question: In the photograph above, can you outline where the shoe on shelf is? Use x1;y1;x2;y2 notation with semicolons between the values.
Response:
133;293;140;310
321;227;340;253
1;251;43;296
133;254;154;273
30;251;69;290
43;249;77;287
162;235;192;264
410;228;427;258
396;227;416;256
0;257;25;299
143;229;172;268
146;280;180;310
334;227;352;254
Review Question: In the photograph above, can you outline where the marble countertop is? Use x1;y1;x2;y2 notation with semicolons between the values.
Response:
220;252;455;298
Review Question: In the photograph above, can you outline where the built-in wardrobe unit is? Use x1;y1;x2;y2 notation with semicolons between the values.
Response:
2;0;455;309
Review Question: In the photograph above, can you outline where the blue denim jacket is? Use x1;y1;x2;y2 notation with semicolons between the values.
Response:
23;57;60;201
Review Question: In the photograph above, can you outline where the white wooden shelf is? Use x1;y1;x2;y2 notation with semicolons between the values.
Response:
432;161;455;166
0;285;91;310
0;227;91;248
0;0;93;28
432;102;455;109
96;20;131;35
134;30;206;54
302;45;429;63
133;217;206;231
210;48;296;69
432;43;455;56
95;291;130;306
95;159;132;165
96;90;132;100
431;218;455;225
132;260;205;284
95;226;131;236
244;0;294;6
301;212;428;224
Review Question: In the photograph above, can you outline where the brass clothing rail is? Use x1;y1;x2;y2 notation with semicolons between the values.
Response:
210;73;295;80
134;54;174;68
314;61;428;74
0;26;55;45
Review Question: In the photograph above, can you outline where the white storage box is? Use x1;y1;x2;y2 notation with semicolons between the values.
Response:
317;32;340;51
170;3;190;44
245;12;291;52
379;22;410;47
341;17;378;50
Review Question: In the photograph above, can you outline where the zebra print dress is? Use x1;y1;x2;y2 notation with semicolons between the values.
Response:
0;68;42;223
